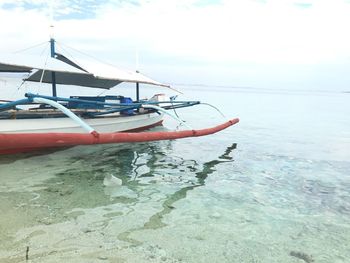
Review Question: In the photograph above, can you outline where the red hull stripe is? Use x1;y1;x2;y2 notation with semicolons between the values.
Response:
0;118;239;155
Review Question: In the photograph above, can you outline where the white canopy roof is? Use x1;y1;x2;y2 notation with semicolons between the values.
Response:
0;54;169;89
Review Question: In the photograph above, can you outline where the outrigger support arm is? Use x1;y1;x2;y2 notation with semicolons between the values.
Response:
141;104;192;130
0;98;32;111
32;97;96;134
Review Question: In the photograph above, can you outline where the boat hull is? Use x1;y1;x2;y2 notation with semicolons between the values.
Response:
0;112;163;133
0;118;239;155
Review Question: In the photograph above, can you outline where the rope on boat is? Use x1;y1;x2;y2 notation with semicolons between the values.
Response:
141;104;192;130
12;41;48;54
39;51;51;84
32;97;96;134
199;103;227;119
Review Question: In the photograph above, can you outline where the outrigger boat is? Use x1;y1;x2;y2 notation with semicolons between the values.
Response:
0;38;239;155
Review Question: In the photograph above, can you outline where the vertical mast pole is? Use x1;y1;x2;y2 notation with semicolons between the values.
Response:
49;1;57;97
50;36;57;97
136;78;140;102
135;50;139;102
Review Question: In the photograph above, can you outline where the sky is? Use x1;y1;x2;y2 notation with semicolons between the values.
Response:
0;0;350;92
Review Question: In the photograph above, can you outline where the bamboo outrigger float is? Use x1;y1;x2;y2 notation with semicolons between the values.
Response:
0;38;239;155
0;119;239;154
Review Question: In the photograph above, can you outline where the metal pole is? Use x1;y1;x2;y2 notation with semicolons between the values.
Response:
50;38;57;97
136;82;140;102
135;68;140;101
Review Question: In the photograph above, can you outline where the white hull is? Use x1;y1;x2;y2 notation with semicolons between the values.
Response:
0;112;164;133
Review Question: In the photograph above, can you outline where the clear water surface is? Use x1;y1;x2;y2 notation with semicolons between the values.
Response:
0;86;349;263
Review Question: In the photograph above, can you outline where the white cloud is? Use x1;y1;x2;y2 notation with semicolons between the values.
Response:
1;0;350;90
58;0;350;64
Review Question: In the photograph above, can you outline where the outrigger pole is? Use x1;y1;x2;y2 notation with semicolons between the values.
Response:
0;118;239;155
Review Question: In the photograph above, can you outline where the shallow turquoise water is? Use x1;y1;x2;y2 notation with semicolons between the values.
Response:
0;87;349;262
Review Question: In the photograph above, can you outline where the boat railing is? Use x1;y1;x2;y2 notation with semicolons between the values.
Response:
0;93;200;114
0;93;200;133
25;93;200;108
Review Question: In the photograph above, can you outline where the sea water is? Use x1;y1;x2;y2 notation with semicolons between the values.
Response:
0;86;349;263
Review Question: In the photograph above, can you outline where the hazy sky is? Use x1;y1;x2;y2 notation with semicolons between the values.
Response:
0;0;350;91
